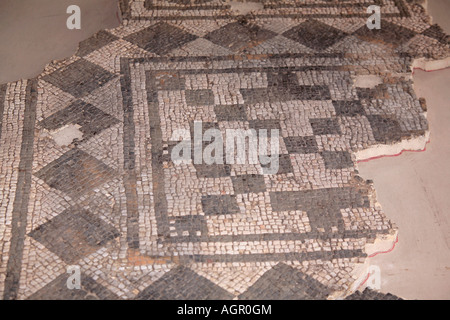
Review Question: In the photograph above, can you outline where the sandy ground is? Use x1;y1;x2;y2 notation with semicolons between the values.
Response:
0;0;120;84
356;0;450;300
427;0;450;33
358;68;450;300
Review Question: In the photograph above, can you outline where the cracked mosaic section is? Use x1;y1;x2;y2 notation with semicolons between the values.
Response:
0;0;448;300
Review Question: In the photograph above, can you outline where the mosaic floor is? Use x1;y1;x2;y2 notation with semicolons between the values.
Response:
0;0;448;300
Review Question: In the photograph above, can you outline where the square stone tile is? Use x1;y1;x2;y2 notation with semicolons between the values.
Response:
366;114;404;143
239;263;331;300
270;187;370;232
345;288;403;300
214;105;247;121
76;30;119;57
283;19;348;50
243;70;324;104
248;119;281;131
28;272;119;300
295;85;332;100
356;86;388;100
169;216;208;237
124;22;198;55
42;58;115;98
241;85;331;103
155;74;186;90
320;151;353;169
354;20;416;46
136;266;233;300
205;22;276;52
260;154;293;175
231;174;267;194
310;118;342;135
29;206;120;264
35;149;116;199
332;100;365;117
185;89;215;106
422;24;449;45
201;195;240;215
283;136;319;154
194;163;231;178
39;100;120;141
267;71;300;90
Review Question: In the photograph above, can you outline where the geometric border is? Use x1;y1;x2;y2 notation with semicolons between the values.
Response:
119;56;392;265
3;79;37;300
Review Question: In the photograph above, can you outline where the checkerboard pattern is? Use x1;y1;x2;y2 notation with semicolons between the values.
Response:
0;0;448;300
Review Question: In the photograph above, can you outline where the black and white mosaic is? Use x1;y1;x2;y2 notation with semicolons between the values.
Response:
0;0;448;300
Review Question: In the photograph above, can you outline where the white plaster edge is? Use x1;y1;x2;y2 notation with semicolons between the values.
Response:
335;55;450;299
42;123;83;147
329;229;399;300
411;56;450;72
350;230;399;290
354;130;429;162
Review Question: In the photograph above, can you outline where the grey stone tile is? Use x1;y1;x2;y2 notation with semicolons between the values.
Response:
155;74;186;90
169;215;208;238
283;136;319;154
320;151;353;169
194;163;231;178
239;263;331;300
214;105;247;121
124;22;197;55
185;89;215;106
205;22;276;52
310;118;342;135
201;195;240;215
332;100;365;117
42;58;115;98
354;20;416;46
422;24;449;45
366;114;404;143
283;19;348;50
136;266;234;300
248;119;281;131
270;187;370;212
270;187;370;232
29;206;120;264
345;288;403;300
241;85;331;103
35;149;116;199
261;154;293;175
39;100;120;141
76;30;119;57
356;86;388;100
28;272;119;300
231;174;267;194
